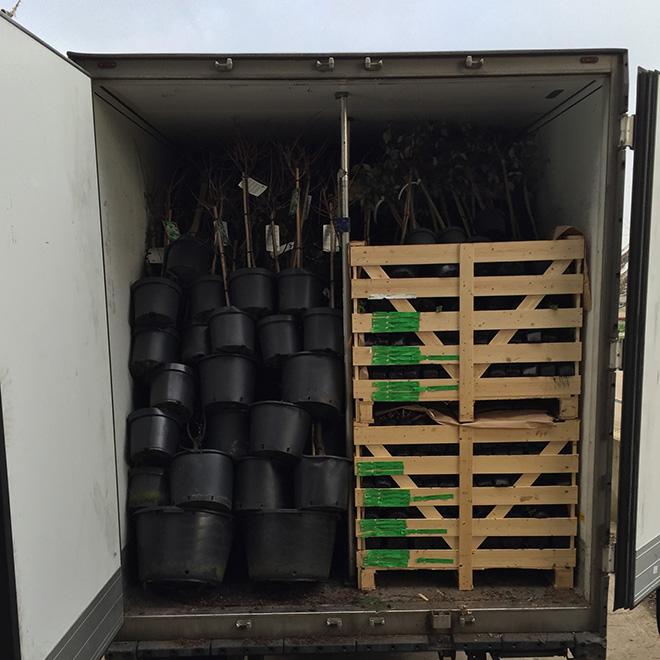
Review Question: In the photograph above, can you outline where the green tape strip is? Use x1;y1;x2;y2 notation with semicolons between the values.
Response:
411;493;455;502
288;187;300;215
363;549;410;568
372;346;459;365
416;557;454;565
360;520;447;537
363;489;455;507
371;312;420;333
372;381;459;401
357;461;405;477
164;219;180;241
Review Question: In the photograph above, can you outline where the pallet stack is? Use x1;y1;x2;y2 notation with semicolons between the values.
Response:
350;236;586;590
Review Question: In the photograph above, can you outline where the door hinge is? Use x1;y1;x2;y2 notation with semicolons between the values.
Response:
619;114;634;149
214;58;234;72
606;534;616;573
609;339;623;371
316;57;335;72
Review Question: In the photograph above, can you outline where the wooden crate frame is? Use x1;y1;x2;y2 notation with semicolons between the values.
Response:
350;237;585;423
354;421;579;590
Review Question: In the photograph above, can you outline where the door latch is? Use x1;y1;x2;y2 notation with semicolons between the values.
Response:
316;57;335;72
459;605;475;625
364;57;383;71
214;58;234;72
465;55;484;70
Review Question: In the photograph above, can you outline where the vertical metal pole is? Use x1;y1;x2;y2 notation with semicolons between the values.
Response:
336;91;356;580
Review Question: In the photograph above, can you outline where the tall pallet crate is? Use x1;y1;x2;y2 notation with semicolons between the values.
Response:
350;236;586;590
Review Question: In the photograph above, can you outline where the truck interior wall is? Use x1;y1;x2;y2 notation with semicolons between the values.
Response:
93;91;177;547
94;69;621;616
0;19;123;660
532;81;620;611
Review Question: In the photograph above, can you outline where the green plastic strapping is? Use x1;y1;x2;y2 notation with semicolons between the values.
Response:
363;489;455;507
411;493;455;502
164;219;180;241
357;461;405;477
363;549;410;568
416;557;454;565
363;489;412;507
372;381;458;402
360;520;447;537
371;312;420;333
372;346;460;365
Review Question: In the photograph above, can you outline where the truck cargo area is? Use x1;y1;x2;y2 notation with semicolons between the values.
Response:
69;51;622;642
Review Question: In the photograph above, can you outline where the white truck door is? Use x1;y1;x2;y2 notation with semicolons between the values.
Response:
616;68;660;610
0;14;123;660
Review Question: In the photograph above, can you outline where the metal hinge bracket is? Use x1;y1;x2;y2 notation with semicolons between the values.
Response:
619;114;634;149
465;55;484;70
316;57;335;72
214;57;234;72
364;56;383;71
609;339;623;371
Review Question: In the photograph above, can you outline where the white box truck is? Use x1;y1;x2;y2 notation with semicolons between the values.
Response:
0;12;658;660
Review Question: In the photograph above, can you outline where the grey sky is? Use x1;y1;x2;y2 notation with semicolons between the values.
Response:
7;0;660;78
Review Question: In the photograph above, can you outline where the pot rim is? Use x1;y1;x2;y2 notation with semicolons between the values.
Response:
198;352;256;364
229;266;276;280
276;267;323;281
208;305;253;320
127;406;182;424
256;314;298;327
152;362;195;377
131;326;180;339
302;307;341;319
130;276;182;294
171;448;232;460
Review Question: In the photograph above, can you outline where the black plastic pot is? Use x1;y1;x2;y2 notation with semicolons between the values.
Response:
295;455;352;511
130;327;180;382
127;407;181;466
276;268;325;315
127;467;169;512
208;307;255;357
241;510;337;581
228;267;276;318
181;321;210;365
187;274;225;321
164;236;214;286
149;363;196;420
198;353;256;410
257;315;301;366
135;507;234;585
170;450;233;512
249;401;312;462
282;352;343;420
303;308;343;356
131;276;182;327
472;208;508;241
389;227;438;278
438;225;468;243
233;457;294;511
204;409;249;459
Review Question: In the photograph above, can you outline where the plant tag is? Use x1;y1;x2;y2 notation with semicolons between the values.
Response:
279;241;295;256
289;188;300;215
147;247;164;264
303;194;312;221
265;224;281;255
238;177;267;197
164;219;180;241
323;224;340;252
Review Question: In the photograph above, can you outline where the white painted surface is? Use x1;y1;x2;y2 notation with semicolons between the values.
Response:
0;18;121;660
92;93;174;546
637;85;660;551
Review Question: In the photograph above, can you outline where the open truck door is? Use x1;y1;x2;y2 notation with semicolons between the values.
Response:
616;68;660;612
0;14;123;660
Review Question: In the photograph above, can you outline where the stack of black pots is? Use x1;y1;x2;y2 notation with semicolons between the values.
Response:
127;237;235;587
127;239;350;584
225;265;350;582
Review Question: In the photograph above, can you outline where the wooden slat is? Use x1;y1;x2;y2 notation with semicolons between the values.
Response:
459;244;475;423
353;376;580;401
474;376;581;398
355;485;578;507
351;274;584;300
474;342;582;364
459;426;474;589
353;454;578;475
349;239;584;267
356;548;576;570
472;548;576;569
354;420;580;445
354;517;576;537
351;309;582;334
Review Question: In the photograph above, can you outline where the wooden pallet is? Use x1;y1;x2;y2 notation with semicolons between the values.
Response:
350;237;585;423
354;420;579;590
350;236;584;590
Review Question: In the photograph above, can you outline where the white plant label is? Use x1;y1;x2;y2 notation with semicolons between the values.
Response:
216;220;229;246
323;224;340;252
238;177;267;197
265;224;281;255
